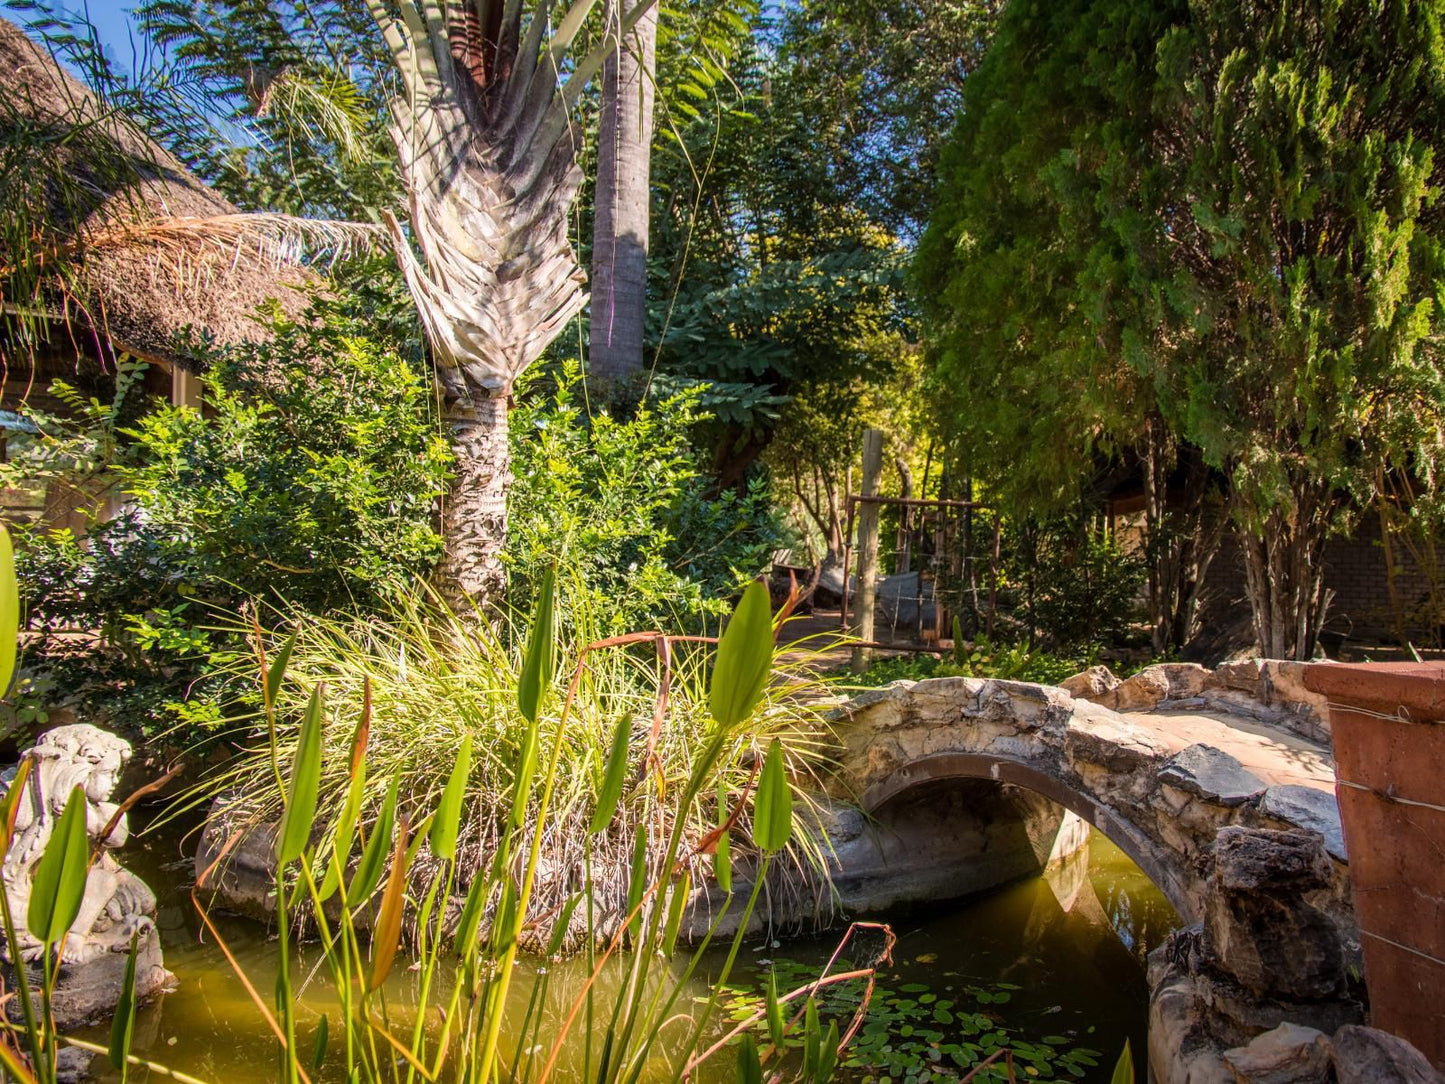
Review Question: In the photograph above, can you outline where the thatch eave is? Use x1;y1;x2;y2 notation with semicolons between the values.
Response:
0;16;314;375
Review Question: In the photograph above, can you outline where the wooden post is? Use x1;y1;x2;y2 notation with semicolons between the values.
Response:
851;429;884;672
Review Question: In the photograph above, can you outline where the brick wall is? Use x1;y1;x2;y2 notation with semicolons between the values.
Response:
1205;515;1440;645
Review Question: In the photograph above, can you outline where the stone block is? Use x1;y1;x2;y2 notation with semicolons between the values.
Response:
1158;744;1268;806
1059;665;1119;701
1258;785;1347;861
1204;828;1344;1000
1223;1023;1331;1084
1112;666;1171;711
1331;1025;1445;1084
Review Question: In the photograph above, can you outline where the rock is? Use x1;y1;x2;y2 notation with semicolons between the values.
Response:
194;806;280;922
0;725;173;1029
1112;667;1171;711
55;1046;94;1084
1060;665;1120;701
1259;785;1347;861
1204;828;1344;1000
1159;744;1268;806
1158;662;1212;699
1223;1023;1331;1083
1331;1025;1445;1084
1214;659;1267;697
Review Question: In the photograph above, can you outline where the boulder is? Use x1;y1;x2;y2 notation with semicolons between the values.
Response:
1157;662;1212;699
1331;1025;1445;1084
1112;666;1171;711
1223;1023;1331;1083
1159;745;1268;806
1059;665;1120;701
1204;828;1344;1000
1259;785;1347;861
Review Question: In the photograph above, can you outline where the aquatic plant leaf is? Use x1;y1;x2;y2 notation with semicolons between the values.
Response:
752;739;793;854
277;684;324;865
27;786;89;944
0;757;32;856
516;568;556;725
310;1014;329;1075
545;893;582;957
318;712;370;901
803;997;821;1079
368;816;410;992
709;581;773;728
736;1033;762;1084
625;819;648;942
589;714;631;834
454;866;488;959
714;829;731;893
0;524;17;700
1111;1040;1134;1084
765;969;785;1049
510;720;539;830
430;734;473;861
816;1020;839;1082
663;871;691;956
265;625;299;712
109;931;140;1083
349;775;399;903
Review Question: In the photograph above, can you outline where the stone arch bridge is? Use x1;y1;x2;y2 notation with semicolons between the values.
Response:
821;675;1349;926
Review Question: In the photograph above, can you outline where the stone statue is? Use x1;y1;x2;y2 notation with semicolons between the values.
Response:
0;725;172;1026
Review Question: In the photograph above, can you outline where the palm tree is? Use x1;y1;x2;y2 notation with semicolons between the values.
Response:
589;0;658;388
366;0;659;608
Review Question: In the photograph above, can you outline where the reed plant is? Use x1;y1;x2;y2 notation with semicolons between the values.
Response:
191;576;897;1083
0;525;1137;1083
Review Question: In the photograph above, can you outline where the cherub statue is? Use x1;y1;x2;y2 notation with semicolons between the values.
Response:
0;725;157;964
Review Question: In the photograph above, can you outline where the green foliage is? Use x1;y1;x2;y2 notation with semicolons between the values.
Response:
841;642;1104;690
725;960;1105;1082
506;363;788;635
6;301;449;737
1001;520;1146;651
918;0;1445;657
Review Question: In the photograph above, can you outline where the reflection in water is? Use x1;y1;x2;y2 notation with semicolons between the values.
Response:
83;815;1177;1082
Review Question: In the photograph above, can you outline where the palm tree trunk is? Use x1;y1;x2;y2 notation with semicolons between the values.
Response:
437;394;510;608
588;0;657;387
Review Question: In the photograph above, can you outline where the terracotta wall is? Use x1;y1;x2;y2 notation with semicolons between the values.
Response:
1304;663;1445;1069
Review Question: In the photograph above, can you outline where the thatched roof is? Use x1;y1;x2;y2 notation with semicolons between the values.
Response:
0;16;315;372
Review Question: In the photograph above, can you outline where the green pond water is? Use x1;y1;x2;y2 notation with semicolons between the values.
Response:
78;819;1178;1083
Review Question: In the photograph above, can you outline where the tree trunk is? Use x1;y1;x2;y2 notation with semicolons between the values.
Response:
589;0;657;387
436;394;510;609
367;1;660;608
1237;478;1336;660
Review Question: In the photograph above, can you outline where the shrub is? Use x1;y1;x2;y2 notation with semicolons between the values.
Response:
6;301;451;737
505;363;790;635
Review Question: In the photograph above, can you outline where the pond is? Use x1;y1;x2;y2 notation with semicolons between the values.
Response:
78;816;1178;1083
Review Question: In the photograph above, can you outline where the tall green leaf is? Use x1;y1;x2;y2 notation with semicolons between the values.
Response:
708;581;774;728
1111;1040;1134;1084
662;870;690;956
752;739;793;854
803;997;821;1080
510;722;539;830
27;786;90;945
265;626;299;712
348;775;399;902
310;1014;329;1076
625;819;648;942
108;932;140;1083
736;1033;763;1084
765;969;785;1049
429;734;473;861
815;1020;839;1082
0;524;16;700
516;569;557;725
589;715;632;833
277;684;325;865
317;714;370;902
714;829;732;894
